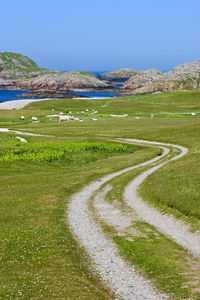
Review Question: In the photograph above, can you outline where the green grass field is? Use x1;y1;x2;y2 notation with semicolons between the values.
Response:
0;91;200;299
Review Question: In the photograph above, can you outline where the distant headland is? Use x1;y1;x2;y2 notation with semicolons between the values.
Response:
0;52;200;98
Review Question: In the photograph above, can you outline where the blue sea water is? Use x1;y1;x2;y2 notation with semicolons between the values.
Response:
0;89;119;103
0;90;45;102
68;91;119;98
0;71;121;102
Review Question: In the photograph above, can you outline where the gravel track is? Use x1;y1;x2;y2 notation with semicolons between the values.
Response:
68;144;169;300
122;139;200;259
94;185;133;232
0;128;45;136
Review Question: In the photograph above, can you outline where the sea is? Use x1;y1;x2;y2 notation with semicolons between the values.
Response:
0;71;121;103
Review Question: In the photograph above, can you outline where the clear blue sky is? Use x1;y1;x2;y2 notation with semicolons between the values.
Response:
1;0;200;71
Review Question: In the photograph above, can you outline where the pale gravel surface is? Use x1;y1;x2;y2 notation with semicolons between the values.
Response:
123;139;200;259
0;128;46;136
68;145;169;300
94;185;133;232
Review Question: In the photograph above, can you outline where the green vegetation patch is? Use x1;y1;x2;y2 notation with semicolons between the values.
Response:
0;52;38;68
0;140;134;163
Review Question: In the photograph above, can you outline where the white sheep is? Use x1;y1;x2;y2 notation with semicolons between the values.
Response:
59;112;63;115
20;116;25;120
32;117;38;121
94;111;98;114
86;109;88;112
59;115;74;123
136;117;140;120
191;112;196;116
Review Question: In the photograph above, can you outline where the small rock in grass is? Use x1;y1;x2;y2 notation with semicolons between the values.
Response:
16;136;27;143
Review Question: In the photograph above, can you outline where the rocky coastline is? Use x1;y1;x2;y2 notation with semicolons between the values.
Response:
17;90;88;99
0;52;200;97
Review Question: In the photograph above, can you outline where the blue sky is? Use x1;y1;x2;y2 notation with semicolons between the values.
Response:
1;0;200;71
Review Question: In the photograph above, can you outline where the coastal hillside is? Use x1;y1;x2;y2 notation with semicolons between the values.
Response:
0;52;113;91
1;52;200;95
0;52;60;80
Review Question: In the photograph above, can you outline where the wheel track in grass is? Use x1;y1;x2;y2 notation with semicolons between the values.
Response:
68;140;170;300
120;139;200;259
68;138;200;299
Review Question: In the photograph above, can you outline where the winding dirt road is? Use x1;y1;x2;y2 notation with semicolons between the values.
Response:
67;138;200;299
1;128;198;298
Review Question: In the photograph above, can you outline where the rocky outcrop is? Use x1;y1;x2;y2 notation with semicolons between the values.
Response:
13;71;113;91
121;61;200;95
1;52;200;95
122;69;163;90
98;68;140;82
0;52;114;91
17;90;87;99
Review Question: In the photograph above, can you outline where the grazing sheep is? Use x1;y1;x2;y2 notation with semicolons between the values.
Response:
59;112;63;115
94;111;98;114
69;111;72;114
86;109;88;112
191;112;196;116
92;118;98;121
136;117;140;120
59;115;74;123
81;111;85;114
20;116;25;120
151;114;154;119
32;117;38;121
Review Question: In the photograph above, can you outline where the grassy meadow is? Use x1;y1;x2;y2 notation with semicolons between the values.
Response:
0;91;200;299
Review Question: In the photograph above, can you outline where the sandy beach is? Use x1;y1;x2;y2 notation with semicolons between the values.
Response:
0;98;55;110
0;97;111;110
